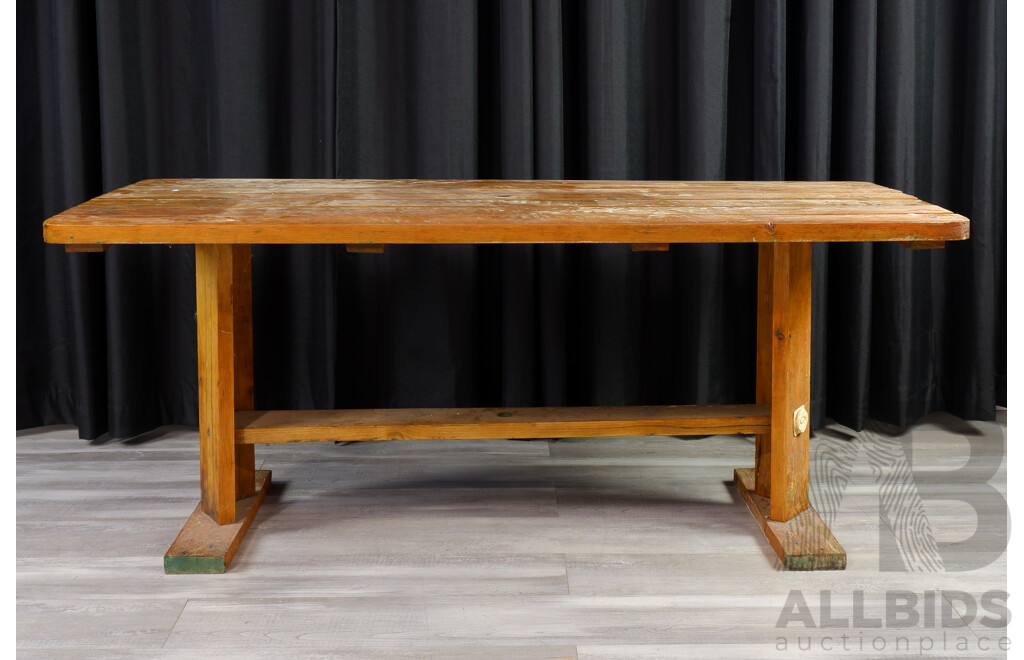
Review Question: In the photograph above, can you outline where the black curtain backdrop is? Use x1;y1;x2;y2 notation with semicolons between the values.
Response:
17;0;1006;440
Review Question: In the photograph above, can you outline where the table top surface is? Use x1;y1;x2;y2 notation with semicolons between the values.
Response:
43;178;969;245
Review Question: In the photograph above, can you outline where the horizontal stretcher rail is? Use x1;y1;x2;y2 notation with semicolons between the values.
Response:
234;404;770;444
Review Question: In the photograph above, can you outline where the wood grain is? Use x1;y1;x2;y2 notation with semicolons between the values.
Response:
43;179;969;246
232;244;256;499
234;405;770;444
768;243;812;522
734;468;845;570
753;244;773;498
195;244;237;524
899;240;945;249
164;470;271;574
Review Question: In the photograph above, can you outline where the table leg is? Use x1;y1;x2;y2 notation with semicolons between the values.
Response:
754;244;775;499
735;242;846;570
232;244;256;499
164;244;269;573
195;243;243;523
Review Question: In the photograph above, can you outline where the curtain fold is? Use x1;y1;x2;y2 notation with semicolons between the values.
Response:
17;0;1006;438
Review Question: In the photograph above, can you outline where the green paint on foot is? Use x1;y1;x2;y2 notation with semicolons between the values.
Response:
785;554;846;571
164;555;227;574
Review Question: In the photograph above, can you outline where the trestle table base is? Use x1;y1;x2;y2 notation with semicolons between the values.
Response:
166;241;844;573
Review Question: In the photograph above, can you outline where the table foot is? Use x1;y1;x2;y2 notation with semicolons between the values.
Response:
734;467;846;570
164;470;271;574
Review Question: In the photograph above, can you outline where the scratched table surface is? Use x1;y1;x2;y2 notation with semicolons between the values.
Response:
42;179;969;246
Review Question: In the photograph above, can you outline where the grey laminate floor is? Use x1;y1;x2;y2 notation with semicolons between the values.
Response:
17;411;1008;659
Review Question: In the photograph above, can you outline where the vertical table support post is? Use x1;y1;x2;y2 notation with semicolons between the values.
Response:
754;244;775;499
764;242;811;521
163;244;270;573
196;244;243;523
232;244;257;500
734;242;845;570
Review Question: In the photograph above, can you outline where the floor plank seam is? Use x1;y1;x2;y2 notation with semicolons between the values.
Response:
161;598;189;649
560;553;572;596
940;588;983;641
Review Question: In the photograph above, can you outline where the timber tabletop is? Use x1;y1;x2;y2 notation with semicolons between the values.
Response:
43;178;969;246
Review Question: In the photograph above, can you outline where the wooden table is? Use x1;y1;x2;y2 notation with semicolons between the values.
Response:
43;179;969;573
